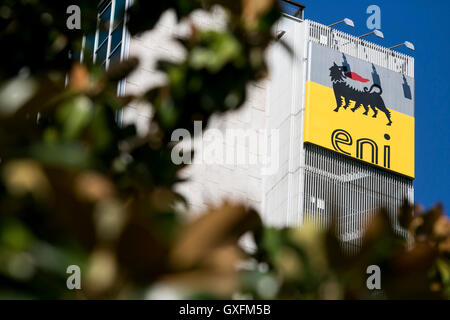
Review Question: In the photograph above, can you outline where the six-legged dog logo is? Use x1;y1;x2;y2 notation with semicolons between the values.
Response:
329;62;392;126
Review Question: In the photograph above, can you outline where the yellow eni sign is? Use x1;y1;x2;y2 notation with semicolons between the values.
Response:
304;44;415;178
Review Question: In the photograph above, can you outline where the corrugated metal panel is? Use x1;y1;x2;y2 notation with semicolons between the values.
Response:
302;144;412;253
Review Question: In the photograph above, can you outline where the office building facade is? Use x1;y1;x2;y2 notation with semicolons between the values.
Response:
93;1;415;251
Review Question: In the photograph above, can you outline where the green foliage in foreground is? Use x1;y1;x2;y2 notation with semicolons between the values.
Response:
0;0;448;299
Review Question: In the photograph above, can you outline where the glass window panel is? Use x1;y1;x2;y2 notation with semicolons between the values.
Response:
97;29;108;47
98;4;111;44
110;23;123;53
98;0;112;13
279;1;303;17
109;44;122;64
84;34;96;58
98;29;109;48
96;42;108;64
99;2;112;22
113;0;126;28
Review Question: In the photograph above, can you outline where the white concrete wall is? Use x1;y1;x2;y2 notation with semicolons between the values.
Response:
123;10;308;225
263;16;308;227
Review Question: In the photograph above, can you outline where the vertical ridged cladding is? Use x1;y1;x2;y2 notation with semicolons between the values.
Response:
303;144;413;254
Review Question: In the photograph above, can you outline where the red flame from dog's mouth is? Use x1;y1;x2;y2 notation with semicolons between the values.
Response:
345;72;370;83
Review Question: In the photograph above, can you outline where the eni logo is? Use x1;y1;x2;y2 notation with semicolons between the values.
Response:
329;63;392;126
331;129;391;169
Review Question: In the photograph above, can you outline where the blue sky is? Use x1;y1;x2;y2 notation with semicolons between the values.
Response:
294;0;450;213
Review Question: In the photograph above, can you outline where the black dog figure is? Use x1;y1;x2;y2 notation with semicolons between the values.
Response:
329;62;392;126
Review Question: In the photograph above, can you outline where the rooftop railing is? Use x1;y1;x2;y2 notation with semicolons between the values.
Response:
306;20;414;77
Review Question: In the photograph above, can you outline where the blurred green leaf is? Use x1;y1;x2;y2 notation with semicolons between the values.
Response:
57;96;93;140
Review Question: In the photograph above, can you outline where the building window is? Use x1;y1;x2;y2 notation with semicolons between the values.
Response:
95;0;128;68
81;0;129;69
279;0;305;19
